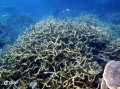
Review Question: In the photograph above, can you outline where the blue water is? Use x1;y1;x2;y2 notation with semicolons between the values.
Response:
0;0;120;48
0;0;120;17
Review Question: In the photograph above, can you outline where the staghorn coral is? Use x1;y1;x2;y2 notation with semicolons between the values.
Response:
101;60;120;89
0;16;120;89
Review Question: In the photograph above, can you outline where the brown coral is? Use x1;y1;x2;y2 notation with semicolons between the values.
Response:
101;60;120;89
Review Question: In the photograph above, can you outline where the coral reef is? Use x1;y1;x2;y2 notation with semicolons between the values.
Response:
101;60;120;89
0;15;120;89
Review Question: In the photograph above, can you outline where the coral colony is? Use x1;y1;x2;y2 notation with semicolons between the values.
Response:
101;60;120;89
0;15;120;89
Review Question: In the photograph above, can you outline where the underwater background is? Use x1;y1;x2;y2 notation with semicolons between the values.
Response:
0;0;120;48
0;0;120;89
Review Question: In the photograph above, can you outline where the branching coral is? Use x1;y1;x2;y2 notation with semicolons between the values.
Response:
0;16;120;89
